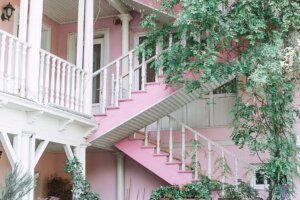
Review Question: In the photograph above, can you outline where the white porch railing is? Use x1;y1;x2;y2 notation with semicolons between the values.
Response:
39;50;87;112
0;29;30;97
93;36;167;113
141;115;256;188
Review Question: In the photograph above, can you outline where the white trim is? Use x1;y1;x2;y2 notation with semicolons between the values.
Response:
63;144;74;160
34;140;49;167
0;132;17;166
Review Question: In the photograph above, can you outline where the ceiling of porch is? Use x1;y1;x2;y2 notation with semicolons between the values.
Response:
43;0;120;24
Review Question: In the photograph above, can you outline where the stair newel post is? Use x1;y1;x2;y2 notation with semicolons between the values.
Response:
128;51;133;98
168;116;173;163
156;119;161;154
194;131;199;180
141;50;146;90
111;73;115;106
101;68;108;113
208;141;212;179
115;60;120;106
181;125;186;171
234;158;238;187
144;126;149;147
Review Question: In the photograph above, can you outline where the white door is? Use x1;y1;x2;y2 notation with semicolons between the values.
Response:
92;38;104;106
41;24;51;51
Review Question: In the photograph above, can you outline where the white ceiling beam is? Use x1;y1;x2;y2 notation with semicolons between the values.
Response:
0;132;17;166
107;0;129;14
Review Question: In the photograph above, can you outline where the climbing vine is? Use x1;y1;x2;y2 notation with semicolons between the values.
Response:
141;0;300;199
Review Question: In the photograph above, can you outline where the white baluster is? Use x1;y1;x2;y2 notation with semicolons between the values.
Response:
128;52;133;98
50;57;56;103
156;119;161;154
55;60;61;104
101;68;107;113
169;117;173;163
14;41;21;94
115;60;120;106
20;44;27;97
65;64;71;108
141;51;146;90
194;132;199;180
38;51;45;102
221;150;225;194
0;34;7;91
111;73;115;106
70;66;76;110
155;36;163;81
144;126;149;147
6;37;14;92
169;33;173;50
79;71;85;112
234;158;238;186
75;68;81;111
181;126;186;171
44;54;51;103
61;62;66;106
208;142;212;179
119;77;123;99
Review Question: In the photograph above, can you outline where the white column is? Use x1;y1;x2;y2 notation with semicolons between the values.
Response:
74;143;88;176
76;0;85;67
27;0;44;101
119;14;132;55
19;0;29;41
83;0;94;115
116;151;125;200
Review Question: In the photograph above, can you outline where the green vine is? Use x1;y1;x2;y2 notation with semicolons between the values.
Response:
64;157;100;200
141;0;300;199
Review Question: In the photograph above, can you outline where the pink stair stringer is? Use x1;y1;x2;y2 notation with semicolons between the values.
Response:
115;137;194;185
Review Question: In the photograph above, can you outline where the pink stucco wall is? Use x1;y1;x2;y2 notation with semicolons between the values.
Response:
0;0;20;34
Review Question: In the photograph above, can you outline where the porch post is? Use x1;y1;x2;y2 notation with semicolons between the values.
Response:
118;14;132;55
74;143;88;175
19;0;29;41
76;0;85;67
83;0;94;115
27;0;44;101
116;151;125;200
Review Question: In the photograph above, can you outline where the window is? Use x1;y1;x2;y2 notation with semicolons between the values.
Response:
254;168;270;190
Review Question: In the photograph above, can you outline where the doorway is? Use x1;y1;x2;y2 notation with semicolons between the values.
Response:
92;38;104;105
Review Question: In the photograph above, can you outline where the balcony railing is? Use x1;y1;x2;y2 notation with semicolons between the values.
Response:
0;29;30;97
39;50;87;113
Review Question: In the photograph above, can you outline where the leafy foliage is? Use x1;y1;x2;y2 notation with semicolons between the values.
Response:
65;157;100;200
46;174;72;200
141;0;300;199
0;164;35;200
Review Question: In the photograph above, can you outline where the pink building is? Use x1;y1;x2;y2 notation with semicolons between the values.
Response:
0;0;299;199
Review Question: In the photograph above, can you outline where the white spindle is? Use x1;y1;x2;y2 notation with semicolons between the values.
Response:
156;119;161;154
79;72;85;112
101;68;107;113
221;150;225;194
111;73;115;106
155;37;163;81
50;57;57;103
0;34;7;91
61;62;66;106
75;69;81;111
181;126;186;171
208;142;212;179
65;64;71;108
234;158;238;186
144;126;148;147
70;66;76;109
141;51;146;90
119;77;123;99
14;41;21;94
128;52;133;98
55;60;61;104
44;54;51;103
6;37;13;92
168;117;173;163
194;132;199;180
38;51;45;101
115;60;120;106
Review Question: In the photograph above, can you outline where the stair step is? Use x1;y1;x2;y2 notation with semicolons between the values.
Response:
146;82;161;86
166;161;182;165
131;90;147;94
119;98;133;102
94;113;107;117
178;170;193;174
141;145;156;149
153;152;169;157
106;106;120;110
